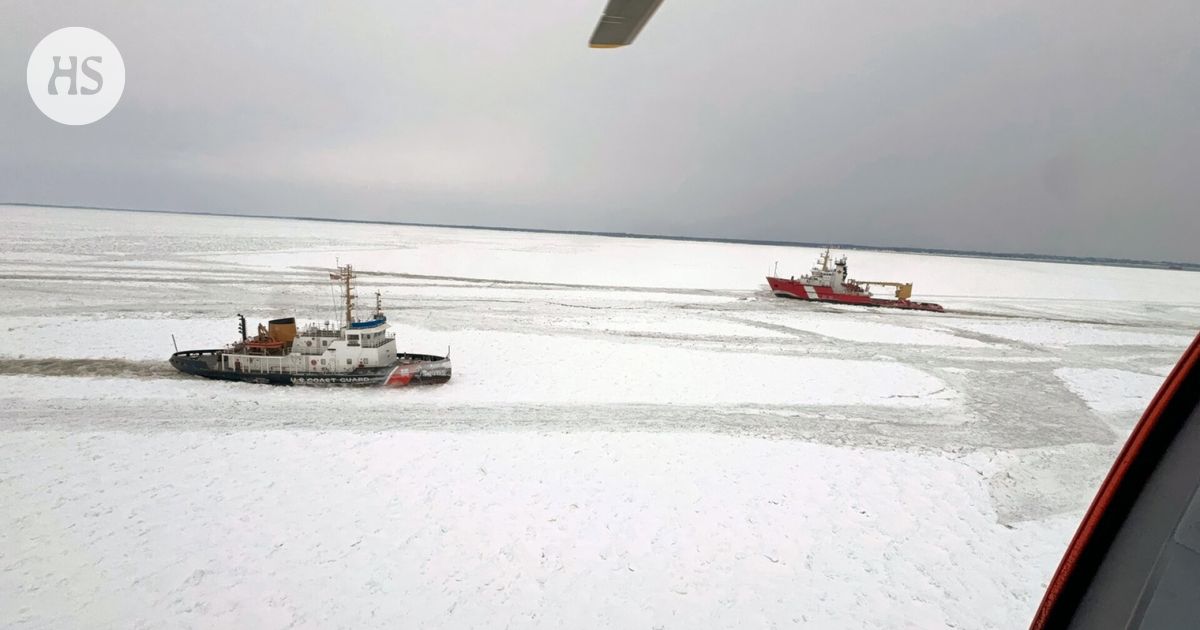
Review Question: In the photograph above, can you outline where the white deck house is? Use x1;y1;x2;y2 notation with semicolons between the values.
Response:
222;317;397;375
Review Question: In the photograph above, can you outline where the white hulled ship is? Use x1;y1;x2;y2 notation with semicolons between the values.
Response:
170;264;451;386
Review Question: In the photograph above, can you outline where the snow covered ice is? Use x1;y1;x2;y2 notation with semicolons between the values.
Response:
2;206;1198;628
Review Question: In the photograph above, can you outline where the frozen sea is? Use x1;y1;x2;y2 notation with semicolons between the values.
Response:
2;205;1198;629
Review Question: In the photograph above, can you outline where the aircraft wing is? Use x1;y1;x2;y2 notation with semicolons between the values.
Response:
589;0;665;48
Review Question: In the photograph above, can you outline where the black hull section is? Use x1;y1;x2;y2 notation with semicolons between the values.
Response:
170;350;451;387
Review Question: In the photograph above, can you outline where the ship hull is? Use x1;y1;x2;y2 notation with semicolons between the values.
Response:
766;277;944;313
170;350;452;387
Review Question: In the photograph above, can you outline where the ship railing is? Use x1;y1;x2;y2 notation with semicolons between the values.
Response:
361;335;394;349
229;355;294;374
300;328;341;338
172;349;221;358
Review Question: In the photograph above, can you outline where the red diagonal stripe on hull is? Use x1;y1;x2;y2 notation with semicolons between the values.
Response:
385;369;413;387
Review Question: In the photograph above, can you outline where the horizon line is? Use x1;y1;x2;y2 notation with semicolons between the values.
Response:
3;201;1196;272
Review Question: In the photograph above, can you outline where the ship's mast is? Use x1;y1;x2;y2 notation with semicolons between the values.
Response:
332;263;356;327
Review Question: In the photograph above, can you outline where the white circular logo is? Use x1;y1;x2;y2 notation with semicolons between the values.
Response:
27;27;125;126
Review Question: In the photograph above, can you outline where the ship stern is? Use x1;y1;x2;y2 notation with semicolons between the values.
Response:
170;349;223;378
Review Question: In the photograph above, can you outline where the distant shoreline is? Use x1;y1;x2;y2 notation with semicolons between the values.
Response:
4;201;1197;272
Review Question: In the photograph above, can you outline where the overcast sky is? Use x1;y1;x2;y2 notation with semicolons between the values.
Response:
2;1;1197;261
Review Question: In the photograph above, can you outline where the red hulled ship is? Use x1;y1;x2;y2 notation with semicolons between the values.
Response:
767;249;944;313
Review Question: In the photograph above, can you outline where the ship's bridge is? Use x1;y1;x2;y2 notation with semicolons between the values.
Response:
345;320;391;348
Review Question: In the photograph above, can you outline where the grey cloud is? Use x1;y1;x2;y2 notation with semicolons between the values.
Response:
1;0;1197;262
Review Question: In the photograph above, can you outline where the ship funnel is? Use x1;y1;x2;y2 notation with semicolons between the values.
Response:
268;317;297;344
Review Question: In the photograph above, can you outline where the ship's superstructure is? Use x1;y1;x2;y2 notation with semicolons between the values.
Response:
766;249;944;312
170;264;451;386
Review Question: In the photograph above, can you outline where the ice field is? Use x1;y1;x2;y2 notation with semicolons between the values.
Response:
2;205;1199;628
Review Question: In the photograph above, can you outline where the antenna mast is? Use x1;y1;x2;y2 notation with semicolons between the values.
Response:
332;263;356;326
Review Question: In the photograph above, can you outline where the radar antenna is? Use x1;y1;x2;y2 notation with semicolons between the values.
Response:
373;290;385;319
